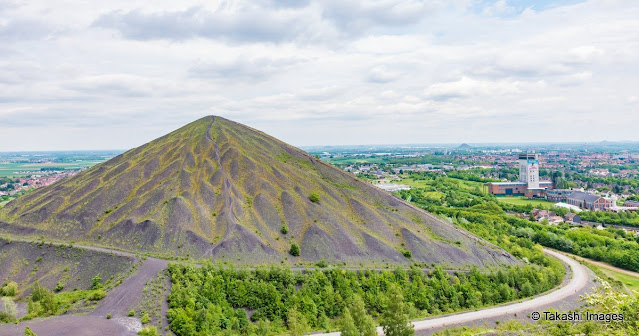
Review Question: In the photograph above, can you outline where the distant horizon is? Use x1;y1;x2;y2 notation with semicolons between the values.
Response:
2;139;638;154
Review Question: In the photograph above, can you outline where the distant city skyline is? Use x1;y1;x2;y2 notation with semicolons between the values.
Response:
1;0;638;151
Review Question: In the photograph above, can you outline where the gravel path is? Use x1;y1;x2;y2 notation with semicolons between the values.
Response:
0;315;137;336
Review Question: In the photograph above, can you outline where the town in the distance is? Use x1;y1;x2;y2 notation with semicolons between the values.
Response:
308;141;639;225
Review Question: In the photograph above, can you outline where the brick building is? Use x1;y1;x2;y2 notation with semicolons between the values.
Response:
567;191;613;211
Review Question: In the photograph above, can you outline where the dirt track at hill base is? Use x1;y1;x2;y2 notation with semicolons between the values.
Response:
0;257;168;336
0;315;136;336
92;257;168;317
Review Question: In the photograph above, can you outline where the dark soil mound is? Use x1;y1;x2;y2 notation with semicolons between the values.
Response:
0;116;515;267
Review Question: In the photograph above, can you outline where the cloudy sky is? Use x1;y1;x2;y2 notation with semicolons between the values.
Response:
1;0;638;151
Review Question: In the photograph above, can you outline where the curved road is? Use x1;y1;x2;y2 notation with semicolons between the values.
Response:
315;248;590;336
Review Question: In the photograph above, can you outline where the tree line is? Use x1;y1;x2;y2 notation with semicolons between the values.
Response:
166;258;561;336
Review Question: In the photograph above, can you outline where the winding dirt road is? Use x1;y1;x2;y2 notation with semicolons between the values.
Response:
315;248;591;336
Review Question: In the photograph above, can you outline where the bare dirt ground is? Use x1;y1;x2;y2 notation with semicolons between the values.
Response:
0;254;169;336
0;315;136;336
92;257;168;317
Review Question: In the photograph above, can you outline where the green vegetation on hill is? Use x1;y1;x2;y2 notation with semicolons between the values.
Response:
0;278;109;323
396;172;639;273
0;238;136;297
166;259;562;336
0;238;137;323
580;210;639;227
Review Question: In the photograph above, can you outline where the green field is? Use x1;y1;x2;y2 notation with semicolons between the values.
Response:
496;196;556;208
0;161;103;177
324;157;387;165
396;178;443;199
585;261;639;295
453;178;486;190
399;177;434;188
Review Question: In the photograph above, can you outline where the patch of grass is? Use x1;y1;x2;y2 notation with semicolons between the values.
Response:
496;196;555;208
584;261;639;295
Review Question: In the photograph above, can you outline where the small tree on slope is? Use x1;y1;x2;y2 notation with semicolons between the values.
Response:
380;284;414;336
350;294;377;336
340;307;359;336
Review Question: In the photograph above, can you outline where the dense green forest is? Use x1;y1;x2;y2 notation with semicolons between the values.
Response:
166;259;562;336
579;210;639;227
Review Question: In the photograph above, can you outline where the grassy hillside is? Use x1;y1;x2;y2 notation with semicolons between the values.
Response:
0;116;515;267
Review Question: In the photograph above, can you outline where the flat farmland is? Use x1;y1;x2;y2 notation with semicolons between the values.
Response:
0;161;103;177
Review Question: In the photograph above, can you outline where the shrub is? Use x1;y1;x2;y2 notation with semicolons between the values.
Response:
138;326;160;336
141;312;151;324
106;314;112;319
29;281;57;315
289;243;300;257
401;250;412;258
87;289;106;301
1;282;18;296
281;225;289;234
24;327;38;336
316;259;327;268
92;275;103;290
0;311;14;323
308;193;320;203
55;283;64;292
128;309;136;317
2;297;18;318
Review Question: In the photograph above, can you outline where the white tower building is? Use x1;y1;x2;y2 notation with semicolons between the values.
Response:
519;153;540;189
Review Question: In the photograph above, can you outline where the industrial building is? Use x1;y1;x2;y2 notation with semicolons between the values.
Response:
487;153;553;197
566;191;613;211
546;189;573;202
